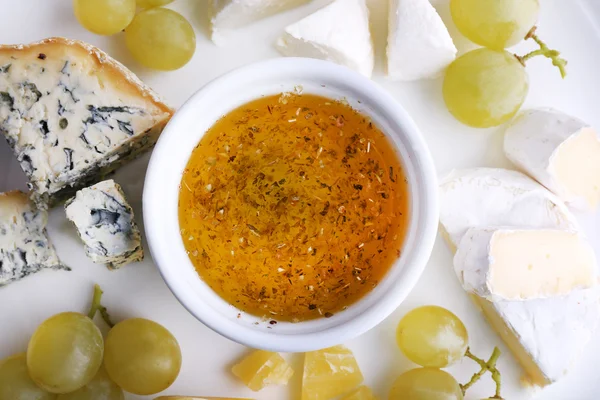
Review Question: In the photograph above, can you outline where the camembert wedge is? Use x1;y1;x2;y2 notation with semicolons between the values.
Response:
0;38;173;207
387;0;457;80
454;227;597;301
504;108;600;210
276;0;374;77
209;0;310;45
440;168;600;386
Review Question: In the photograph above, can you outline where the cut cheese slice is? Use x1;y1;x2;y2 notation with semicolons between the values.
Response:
387;0;457;80
440;168;600;386
209;0;310;45
504;108;600;210
439;168;578;249
276;0;374;78
454;227;597;301
0;38;173;207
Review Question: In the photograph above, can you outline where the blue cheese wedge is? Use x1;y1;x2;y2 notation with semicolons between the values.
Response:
65;179;142;269
0;190;66;286
0;37;173;208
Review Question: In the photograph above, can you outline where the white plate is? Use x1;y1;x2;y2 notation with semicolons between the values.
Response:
1;0;600;399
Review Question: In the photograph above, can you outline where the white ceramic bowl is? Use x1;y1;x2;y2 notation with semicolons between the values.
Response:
144;58;439;352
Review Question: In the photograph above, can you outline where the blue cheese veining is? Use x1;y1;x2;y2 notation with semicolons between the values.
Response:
0;190;66;286
0;37;173;207
65;179;143;269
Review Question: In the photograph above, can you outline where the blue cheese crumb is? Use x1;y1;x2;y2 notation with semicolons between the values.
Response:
65;179;143;269
0;191;67;286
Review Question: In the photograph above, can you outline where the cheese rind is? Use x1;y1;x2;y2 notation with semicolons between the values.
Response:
0;37;173;208
387;0;457;81
440;167;600;386
454;228;597;301
504;108;600;210
439;168;578;248
210;0;310;44
276;0;374;78
0;191;66;286
65;179;143;269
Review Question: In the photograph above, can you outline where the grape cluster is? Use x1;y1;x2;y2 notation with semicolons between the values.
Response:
390;306;503;400
443;0;566;128
73;0;196;71
0;285;182;399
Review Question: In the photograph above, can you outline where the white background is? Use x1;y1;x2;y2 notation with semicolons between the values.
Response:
1;0;600;399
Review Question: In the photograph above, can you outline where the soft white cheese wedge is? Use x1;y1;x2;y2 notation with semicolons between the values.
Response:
439;168;578;249
210;0;310;45
276;0;374;78
454;227;597;301
505;108;600;210
387;0;457;80
440;168;599;386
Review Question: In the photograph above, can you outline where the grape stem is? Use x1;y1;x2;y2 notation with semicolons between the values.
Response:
461;347;503;399
87;284;115;328
515;27;567;78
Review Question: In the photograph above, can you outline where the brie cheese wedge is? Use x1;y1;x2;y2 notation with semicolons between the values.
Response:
440;168;599;386
504;108;600;210
209;0;310;45
439;168;578;249
454;227;597;301
276;0;374;78
387;0;457;80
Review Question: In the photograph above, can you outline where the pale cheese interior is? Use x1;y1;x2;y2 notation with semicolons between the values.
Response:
551;127;600;209
489;230;596;299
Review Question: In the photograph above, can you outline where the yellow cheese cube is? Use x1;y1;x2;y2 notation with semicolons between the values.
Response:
231;350;293;391
342;385;378;400
302;345;364;400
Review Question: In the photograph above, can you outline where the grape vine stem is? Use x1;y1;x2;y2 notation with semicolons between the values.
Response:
88;284;115;328
515;26;568;78
461;346;503;399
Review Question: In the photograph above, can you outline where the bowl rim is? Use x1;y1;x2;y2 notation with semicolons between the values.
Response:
143;57;439;352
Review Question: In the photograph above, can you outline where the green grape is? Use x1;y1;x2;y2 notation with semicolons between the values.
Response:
389;368;463;400
0;353;57;400
104;318;182;395
56;365;123;400
443;48;528;128
73;0;136;36
396;305;468;368
125;8;196;71
27;312;104;394
450;0;540;50
137;0;175;8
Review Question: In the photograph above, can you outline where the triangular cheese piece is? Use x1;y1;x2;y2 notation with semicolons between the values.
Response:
276;0;374;78
387;0;456;80
440;168;600;386
210;0;311;45
0;37;173;207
